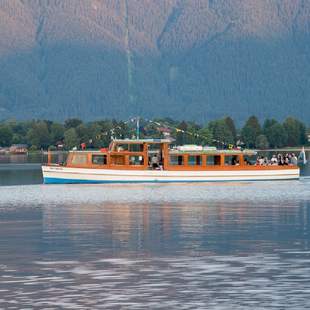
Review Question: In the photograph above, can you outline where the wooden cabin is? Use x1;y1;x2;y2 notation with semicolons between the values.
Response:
61;139;277;171
43;139;300;183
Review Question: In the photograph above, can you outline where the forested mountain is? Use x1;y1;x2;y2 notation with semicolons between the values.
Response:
0;0;310;124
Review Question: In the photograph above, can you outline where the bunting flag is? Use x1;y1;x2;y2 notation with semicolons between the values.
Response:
85;117;230;147
147;118;216;143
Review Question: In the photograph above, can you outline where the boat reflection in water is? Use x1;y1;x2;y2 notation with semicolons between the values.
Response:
41;201;310;256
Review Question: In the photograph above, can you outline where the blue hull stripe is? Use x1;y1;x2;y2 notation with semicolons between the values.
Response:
43;177;299;184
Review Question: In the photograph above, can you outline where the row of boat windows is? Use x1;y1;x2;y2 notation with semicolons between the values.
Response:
169;155;240;166
71;154;250;166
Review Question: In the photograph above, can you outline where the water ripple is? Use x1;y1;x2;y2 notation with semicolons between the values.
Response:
1;254;310;309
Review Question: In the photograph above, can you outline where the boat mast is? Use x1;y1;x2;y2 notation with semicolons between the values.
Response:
136;116;140;139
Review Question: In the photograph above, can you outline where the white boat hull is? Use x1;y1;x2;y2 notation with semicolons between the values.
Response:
42;165;300;184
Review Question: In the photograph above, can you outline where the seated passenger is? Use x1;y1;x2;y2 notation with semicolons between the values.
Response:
129;156;135;165
151;154;159;169
232;158;240;166
291;154;298;165
270;155;278;165
244;158;250;165
278;156;284;165
284;156;289;165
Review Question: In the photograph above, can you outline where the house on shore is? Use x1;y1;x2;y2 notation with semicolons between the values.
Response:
9;144;28;154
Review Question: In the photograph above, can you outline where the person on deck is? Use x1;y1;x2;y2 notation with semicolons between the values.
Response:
270;155;278;165
291;154;298;165
151;154;159;169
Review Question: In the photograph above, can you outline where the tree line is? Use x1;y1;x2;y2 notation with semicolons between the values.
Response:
0;116;308;150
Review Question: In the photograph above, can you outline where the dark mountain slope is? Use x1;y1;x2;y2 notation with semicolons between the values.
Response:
0;0;310;124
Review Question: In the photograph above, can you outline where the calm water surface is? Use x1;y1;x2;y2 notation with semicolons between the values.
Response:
0;154;310;309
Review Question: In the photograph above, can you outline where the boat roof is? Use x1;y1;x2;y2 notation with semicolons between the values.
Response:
69;148;257;155
111;138;173;144
169;149;257;155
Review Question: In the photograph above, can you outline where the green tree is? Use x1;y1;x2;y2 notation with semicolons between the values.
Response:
185;122;202;145
198;127;213;145
175;121;188;145
265;122;287;148
88;123;104;148
256;134;269;149
263;118;277;134
224;116;237;143
26;121;50;149
9;121;31;143
263;118;277;147
11;133;22;144
64;128;79;149
283;117;307;146
241;116;261;148
208;119;234;146
64;118;83;129
76;124;90;143
94;120;114;146
0;124;13;146
50;123;65;143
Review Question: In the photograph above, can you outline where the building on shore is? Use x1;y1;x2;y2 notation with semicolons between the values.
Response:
9;144;28;154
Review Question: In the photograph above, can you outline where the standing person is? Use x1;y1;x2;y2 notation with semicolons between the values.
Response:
88;139;94;149
151;154;159;169
298;147;308;165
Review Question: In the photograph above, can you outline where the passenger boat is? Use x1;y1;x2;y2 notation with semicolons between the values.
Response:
42;139;300;184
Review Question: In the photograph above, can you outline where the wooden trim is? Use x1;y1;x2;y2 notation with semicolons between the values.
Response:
162;143;169;169
202;154;207;167
220;154;225;166
239;154;245;166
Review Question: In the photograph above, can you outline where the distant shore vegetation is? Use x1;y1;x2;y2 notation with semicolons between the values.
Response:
0;116;309;151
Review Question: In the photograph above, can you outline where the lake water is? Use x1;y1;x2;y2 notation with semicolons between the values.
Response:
0;154;310;309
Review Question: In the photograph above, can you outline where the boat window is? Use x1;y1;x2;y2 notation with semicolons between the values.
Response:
71;153;88;165
206;155;221;166
129;144;144;152
110;155;125;165
129;155;144;165
224;155;240;166
148;144;161;151
116;144;129;152
92;155;107;165
244;155;256;165
170;155;184;165
188;155;202;166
